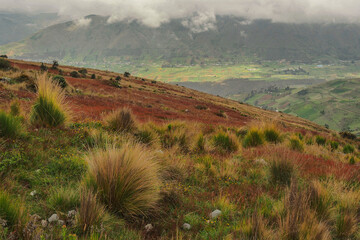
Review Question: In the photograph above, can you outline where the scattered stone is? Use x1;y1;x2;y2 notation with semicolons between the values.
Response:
41;220;47;228
145;223;153;232
58;220;65;226
48;214;59;223
255;158;268;165
185;109;189;113
182;223;191;230
0;218;7;227
209;209;222;219
30;190;37;196
67;210;76;218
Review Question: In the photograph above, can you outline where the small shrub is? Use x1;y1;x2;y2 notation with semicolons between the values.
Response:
51;60;59;69
306;137;313;145
40;62;47;71
0;59;11;70
91;73;96;79
316;136;326;146
52;75;68;89
263;127;281;144
0;110;23;138
214;110;227;118
115;76;121;81
289;136;304;152
47;186;80;212
340;131;357;140
243;128;264;148
86;143;160;216
195;105;207;110
14;74;31;83
269;158;295;185
9;100;20;116
30;74;70;127
105;107;137;132
0;191;27;233
343;144;354;154
124;72;130;77
213;132;238;153
70;71;80;78
78;68;87;75
330;141;339;151
349;156;355;165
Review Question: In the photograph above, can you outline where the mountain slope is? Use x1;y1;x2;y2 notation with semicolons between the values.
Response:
244;79;360;134
3;15;360;64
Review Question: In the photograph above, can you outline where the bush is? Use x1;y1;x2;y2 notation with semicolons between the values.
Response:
124;72;130;77
30;74;70;127
52;75;68;89
85;143;160;216
51;60;59;69
213;132;238;153
115;76;121;81
0;59;11;70
343;144;355;154
70;71;80;78
316;136;326;146
340;131;357;140
47;186;80;212
40;62;47;71
78;68;87;75
289;136;304;152
0;191;27;233
105;107;137;132
330;141;339;151
243;129;264;148
91;74;96;79
0;110;23;138
9;100;20;116
269;158;295;185
263;127;281;144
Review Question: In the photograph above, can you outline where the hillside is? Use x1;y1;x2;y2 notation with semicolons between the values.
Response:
243;79;360;135
0;12;62;45
0;59;359;239
3;15;360;66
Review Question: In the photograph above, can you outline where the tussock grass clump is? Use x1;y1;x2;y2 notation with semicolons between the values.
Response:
308;181;333;221
212;131;239;153
239;211;272;239
134;125;158;146
263;126;281;144
105;107;137;132
316;136;326;146
289;136;304;152
30;74;70;127
243;128;264;148
269;157;295;185
86;143;160;216
52;75;68;89
343;144;354;154
0;110;23;138
194;133;206;153
335;210;358;239
9;100;21;116
330;141;339;151
0;191;27;233
47;186;80;213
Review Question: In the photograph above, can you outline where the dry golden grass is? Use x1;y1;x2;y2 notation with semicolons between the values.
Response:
30;74;71;127
104;107;137;132
86;142;161;217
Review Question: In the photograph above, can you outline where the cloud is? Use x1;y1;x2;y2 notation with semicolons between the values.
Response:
74;17;92;28
1;0;360;28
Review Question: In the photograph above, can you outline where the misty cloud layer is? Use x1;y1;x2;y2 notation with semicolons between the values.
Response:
1;0;360;27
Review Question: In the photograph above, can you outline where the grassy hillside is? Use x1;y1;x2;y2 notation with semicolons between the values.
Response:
244;79;360;135
0;59;359;239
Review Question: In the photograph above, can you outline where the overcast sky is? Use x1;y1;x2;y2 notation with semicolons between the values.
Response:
1;0;360;27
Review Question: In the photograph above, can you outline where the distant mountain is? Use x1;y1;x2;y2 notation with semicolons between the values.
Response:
244;79;360;135
3;15;360;64
0;12;64;45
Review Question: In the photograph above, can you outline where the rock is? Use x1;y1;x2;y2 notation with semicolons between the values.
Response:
58;220;65;226
255;158;268;165
0;218;7;227
41;220;47;228
145;223;153;232
182;223;191;230
35;169;41;173
30;190;37;196
67;210;76;218
30;214;41;221
48;214;59;223
209;209;222;219
185;109;189;113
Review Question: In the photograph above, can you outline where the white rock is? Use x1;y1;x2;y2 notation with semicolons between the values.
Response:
67;210;76;218
182;223;191;230
30;190;37;196
209;209;222;219
48;214;59;223
145;223;153;232
255;158;268;165
41;220;47;228
58;220;65;226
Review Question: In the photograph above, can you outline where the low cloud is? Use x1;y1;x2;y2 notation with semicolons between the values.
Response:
2;0;360;28
74;17;92;28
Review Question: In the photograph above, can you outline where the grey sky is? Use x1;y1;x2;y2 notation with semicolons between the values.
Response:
1;0;360;27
